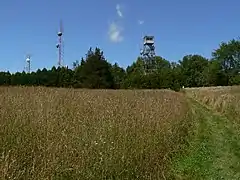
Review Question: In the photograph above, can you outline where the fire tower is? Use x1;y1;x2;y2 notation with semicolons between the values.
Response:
140;36;156;74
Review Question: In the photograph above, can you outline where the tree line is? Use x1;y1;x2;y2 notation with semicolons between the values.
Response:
1;38;240;91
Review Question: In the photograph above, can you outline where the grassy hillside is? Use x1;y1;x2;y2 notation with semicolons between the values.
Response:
0;87;192;179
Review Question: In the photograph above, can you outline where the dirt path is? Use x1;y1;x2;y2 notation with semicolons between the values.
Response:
171;98;240;180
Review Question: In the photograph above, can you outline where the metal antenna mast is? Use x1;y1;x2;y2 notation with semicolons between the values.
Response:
56;20;64;67
25;54;31;73
140;35;156;74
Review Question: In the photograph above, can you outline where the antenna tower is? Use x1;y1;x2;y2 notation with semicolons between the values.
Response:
140;35;156;74
25;54;31;73
56;20;64;67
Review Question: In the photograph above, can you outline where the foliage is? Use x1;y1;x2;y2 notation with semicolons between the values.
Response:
1;38;240;90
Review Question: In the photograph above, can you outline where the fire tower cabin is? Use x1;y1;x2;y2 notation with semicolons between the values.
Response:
143;36;154;45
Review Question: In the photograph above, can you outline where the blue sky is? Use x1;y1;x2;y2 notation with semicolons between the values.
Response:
1;0;240;72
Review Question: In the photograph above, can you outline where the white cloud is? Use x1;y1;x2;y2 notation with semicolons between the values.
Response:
138;20;144;25
107;4;124;43
116;4;123;18
108;22;123;43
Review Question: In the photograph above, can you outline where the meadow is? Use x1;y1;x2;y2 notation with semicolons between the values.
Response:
1;86;240;179
0;87;192;179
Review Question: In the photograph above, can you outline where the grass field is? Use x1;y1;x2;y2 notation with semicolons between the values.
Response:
1;86;240;179
0;87;191;179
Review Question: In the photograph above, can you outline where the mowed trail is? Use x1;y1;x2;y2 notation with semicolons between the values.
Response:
172;96;240;180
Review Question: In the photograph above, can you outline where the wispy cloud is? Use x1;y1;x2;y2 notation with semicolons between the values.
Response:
107;3;124;43
108;21;123;43
138;20;144;25
116;4;123;18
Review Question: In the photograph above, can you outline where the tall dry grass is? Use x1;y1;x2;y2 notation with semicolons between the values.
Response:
186;86;240;120
0;87;191;179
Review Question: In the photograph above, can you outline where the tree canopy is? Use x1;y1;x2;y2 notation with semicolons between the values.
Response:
1;39;240;91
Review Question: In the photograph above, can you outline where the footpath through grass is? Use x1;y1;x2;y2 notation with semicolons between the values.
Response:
171;98;240;179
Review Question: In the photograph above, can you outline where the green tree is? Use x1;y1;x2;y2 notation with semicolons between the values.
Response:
0;72;11;85
203;59;226;86
212;38;240;85
179;55;209;87
76;47;114;88
124;57;145;88
110;63;126;89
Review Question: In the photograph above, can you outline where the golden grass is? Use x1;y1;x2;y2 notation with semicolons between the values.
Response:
0;87;191;179
186;86;240;120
